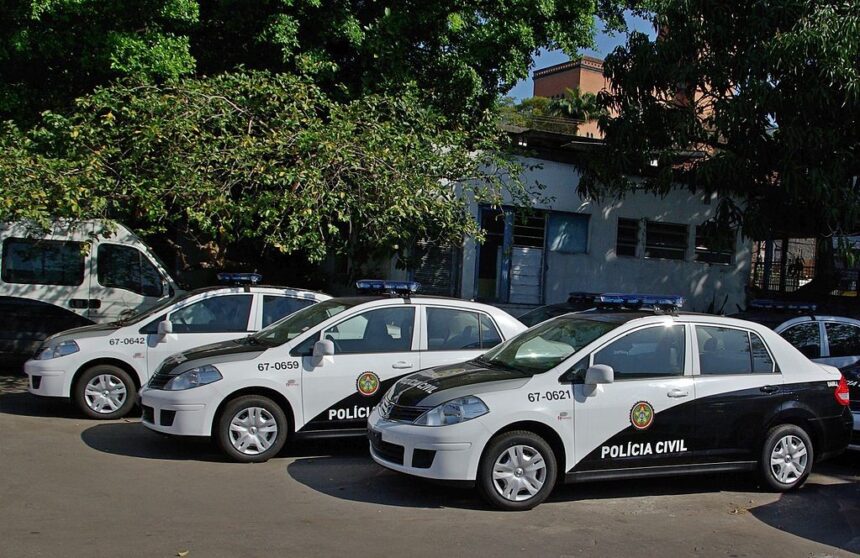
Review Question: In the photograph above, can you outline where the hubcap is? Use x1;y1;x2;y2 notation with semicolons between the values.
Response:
84;374;127;414
492;444;547;502
228;407;278;455
770;434;808;484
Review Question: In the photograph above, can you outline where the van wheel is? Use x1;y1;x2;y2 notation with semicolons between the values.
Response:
74;365;136;419
477;430;557;511
759;424;813;491
217;395;288;463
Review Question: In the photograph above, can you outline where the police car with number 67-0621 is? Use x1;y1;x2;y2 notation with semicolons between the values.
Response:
139;280;526;462
367;293;854;511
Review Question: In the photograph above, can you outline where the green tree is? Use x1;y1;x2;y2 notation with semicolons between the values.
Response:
580;1;860;241
1;0;621;125
549;87;601;121
0;72;530;273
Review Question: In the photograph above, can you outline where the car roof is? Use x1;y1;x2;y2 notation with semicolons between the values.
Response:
188;285;330;297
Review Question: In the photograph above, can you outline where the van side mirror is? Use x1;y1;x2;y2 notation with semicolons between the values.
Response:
157;320;173;336
584;364;614;385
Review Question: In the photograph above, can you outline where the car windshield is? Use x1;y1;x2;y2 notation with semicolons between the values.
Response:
518;305;573;328
251;298;362;346
477;316;621;375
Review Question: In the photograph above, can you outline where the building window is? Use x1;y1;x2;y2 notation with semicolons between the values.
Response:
694;226;733;265
645;222;687;260
547;213;588;254
616;218;639;257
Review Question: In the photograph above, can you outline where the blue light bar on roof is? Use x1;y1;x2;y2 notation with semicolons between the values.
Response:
749;299;816;312
567;292;600;303
217;272;262;285
597;293;684;309
355;279;420;295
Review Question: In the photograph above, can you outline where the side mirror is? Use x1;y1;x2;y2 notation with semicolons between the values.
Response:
584;364;614;385
313;339;335;359
157;320;173;336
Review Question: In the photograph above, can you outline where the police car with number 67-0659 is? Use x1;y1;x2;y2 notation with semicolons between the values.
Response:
139;280;525;462
367;293;854;511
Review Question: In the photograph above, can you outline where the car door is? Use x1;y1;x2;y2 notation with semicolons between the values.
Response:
419;306;504;369
691;324;784;463
90;243;169;322
300;305;419;432
572;323;696;472
143;293;255;378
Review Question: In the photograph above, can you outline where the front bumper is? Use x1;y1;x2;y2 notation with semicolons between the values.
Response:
139;386;213;437
366;407;490;482
24;359;72;398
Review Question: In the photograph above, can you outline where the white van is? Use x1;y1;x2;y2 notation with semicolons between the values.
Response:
0;220;180;365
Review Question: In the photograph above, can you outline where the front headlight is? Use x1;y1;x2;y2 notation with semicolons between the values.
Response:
414;396;488;427
35;340;79;360
163;365;222;391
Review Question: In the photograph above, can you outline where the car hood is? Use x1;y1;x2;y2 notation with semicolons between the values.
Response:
387;360;532;407
157;337;267;376
46;322;120;343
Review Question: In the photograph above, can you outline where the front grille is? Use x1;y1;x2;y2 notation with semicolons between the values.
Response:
147;371;171;390
411;449;436;469
142;405;155;424
160;410;176;427
31;375;42;390
368;429;404;465
387;404;429;423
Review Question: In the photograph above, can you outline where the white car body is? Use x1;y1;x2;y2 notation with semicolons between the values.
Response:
25;285;330;418
139;295;526;459
368;311;853;509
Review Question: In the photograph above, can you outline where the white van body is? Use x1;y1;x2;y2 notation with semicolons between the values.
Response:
0;220;180;364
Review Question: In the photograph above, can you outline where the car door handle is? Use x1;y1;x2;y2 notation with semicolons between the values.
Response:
667;389;689;398
392;361;414;369
760;385;780;394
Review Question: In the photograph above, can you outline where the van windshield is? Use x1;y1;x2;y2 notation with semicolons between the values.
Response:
475;316;621;375
251;298;362;347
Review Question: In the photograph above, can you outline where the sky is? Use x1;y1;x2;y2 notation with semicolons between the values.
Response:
506;13;655;101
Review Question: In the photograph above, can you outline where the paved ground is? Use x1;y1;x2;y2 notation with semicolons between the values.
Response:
1;374;858;558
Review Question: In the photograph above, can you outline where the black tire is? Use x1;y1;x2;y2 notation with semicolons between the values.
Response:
477;430;557;511
217;395;288;463
73;364;137;420
759;424;814;491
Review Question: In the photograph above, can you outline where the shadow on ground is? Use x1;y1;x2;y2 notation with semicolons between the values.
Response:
0;376;77;418
750;453;860;554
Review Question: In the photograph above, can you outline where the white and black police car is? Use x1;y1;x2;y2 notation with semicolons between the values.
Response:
25;274;329;419
139;280;526;462
368;293;854;510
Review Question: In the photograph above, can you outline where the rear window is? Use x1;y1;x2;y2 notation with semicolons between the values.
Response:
1;238;85;286
697;326;775;374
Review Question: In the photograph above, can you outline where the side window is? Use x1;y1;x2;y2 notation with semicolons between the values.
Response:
1;238;85;286
780;322;821;359
427;308;480;350
323;307;415;354
697;326;776;374
97;244;163;297
593;325;686;379
824;322;860;358
168;295;253;333
480;314;503;349
262;295;315;328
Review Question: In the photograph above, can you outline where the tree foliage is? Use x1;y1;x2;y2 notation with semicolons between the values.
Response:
0;72;529;271
1;0;617;125
581;1;860;239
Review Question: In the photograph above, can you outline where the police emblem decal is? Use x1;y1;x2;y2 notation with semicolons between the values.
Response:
356;371;380;397
630;401;655;430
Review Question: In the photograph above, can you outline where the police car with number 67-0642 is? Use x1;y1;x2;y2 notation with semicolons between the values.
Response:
367;293;854;511
139;280;526;462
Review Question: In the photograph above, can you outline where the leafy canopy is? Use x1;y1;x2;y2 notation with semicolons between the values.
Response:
2;0;619;124
580;1;860;239
0;72;530;267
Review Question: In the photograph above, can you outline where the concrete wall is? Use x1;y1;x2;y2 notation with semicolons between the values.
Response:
460;157;751;314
